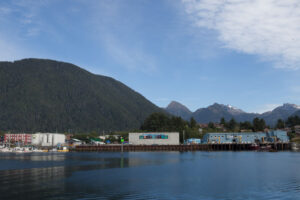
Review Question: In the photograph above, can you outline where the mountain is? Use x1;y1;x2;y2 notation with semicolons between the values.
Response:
192;103;257;123
291;109;300;119
165;101;300;126
165;101;192;120
0;58;163;133
261;103;300;126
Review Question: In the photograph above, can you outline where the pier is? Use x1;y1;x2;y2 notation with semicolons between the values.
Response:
74;143;291;152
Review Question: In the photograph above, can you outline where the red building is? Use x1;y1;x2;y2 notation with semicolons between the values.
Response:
4;134;32;144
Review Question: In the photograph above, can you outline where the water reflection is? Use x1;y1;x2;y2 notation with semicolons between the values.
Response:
0;152;299;200
0;166;67;199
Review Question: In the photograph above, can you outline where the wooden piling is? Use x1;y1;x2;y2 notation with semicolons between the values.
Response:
73;142;291;152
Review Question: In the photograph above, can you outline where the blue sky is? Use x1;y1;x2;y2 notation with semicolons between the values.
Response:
1;0;300;113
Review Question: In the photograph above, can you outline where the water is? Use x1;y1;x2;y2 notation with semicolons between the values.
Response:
0;152;300;200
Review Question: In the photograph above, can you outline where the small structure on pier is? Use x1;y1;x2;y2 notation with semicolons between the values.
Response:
185;138;201;144
129;132;179;145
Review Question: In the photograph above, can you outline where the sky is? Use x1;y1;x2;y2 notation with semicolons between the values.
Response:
1;0;300;113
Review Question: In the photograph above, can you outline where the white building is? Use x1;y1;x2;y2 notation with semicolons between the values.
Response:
32;133;66;147
129;132;179;145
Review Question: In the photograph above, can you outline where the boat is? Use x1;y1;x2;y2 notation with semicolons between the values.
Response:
291;143;299;151
0;147;13;152
49;148;58;152
259;145;272;151
32;149;44;152
58;147;69;152
57;149;69;152
13;147;32;153
250;143;260;150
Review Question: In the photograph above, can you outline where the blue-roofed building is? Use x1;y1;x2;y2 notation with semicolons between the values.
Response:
202;131;289;144
266;130;289;143
185;138;201;144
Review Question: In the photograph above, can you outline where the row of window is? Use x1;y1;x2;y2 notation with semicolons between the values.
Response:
211;135;262;138
139;135;169;139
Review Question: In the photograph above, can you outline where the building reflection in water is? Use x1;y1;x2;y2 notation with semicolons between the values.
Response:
0;166;68;199
2;152;299;200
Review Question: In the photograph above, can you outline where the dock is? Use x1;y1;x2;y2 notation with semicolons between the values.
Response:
74;143;291;152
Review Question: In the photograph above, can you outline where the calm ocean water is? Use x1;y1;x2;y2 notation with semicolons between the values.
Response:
0;152;299;200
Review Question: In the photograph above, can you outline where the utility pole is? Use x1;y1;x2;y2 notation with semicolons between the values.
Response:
183;130;185;144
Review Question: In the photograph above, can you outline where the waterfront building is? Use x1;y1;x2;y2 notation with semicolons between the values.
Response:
4;133;32;144
267;130;289;142
31;133;66;147
202;130;289;144
129;132;179;145
185;138;201;144
294;125;300;135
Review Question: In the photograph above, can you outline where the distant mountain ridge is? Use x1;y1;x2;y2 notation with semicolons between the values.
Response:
165;101;192;120
0;58;163;133
260;103;300;126
165;102;300;127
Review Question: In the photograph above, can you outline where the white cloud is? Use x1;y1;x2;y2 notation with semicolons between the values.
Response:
182;0;300;69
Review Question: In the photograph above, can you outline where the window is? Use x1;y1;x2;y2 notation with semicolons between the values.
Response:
139;134;169;139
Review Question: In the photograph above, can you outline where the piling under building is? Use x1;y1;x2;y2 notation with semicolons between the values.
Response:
74;143;291;152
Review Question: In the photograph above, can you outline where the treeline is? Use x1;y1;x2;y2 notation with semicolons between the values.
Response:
275;116;300;139
140;112;201;142
139;113;298;139
212;117;267;132
70;114;300;143
202;116;300;133
139;113;278;142
276;115;300;129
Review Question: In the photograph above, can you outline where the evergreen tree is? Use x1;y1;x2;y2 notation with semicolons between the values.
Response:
239;121;252;130
208;122;215;129
140;112;188;132
140;112;170;132
220;117;226;125
286;116;300;127
189;117;197;128
228;118;238;131
253;117;266;131
275;119;285;129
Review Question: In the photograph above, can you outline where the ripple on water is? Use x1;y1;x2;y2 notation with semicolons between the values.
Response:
0;152;299;200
